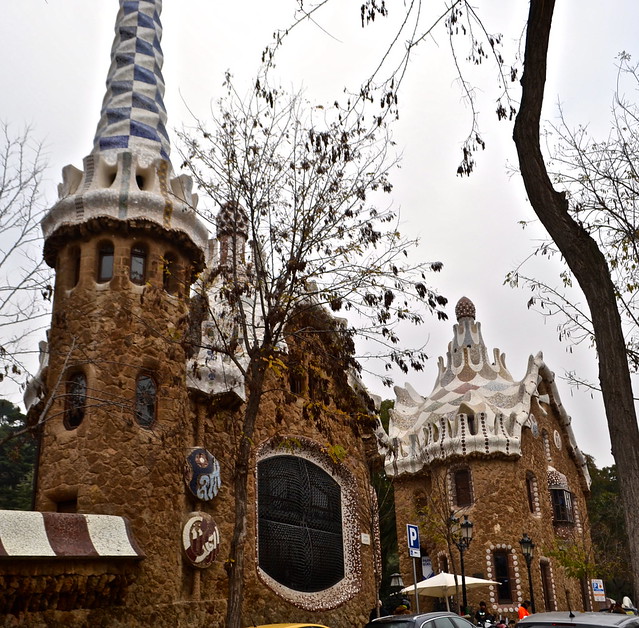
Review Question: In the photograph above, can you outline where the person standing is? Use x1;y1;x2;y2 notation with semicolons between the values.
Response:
475;601;494;626
518;601;531;620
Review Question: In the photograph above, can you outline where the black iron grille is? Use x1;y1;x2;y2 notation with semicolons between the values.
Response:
258;455;344;592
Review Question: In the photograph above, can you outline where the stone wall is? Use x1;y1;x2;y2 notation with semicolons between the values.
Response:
30;226;196;621
182;323;381;626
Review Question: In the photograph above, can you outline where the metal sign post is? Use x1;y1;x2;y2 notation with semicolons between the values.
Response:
407;524;421;613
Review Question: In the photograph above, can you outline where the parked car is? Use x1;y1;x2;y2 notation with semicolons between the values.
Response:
519;611;639;628
247;624;332;628
364;611;477;628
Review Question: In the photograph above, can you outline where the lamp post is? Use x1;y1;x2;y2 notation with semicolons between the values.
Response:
389;572;405;611
451;513;474;615
519;533;536;613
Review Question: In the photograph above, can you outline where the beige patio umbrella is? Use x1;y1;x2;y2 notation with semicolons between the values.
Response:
400;572;499;611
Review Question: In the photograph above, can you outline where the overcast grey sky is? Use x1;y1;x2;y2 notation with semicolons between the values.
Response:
2;1;638;467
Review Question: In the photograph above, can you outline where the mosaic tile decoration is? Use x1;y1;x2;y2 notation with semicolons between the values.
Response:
383;297;590;486
93;0;170;160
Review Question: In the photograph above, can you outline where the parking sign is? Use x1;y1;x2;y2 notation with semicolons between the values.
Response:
407;524;421;558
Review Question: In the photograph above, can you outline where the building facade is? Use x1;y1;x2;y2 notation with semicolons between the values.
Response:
0;1;381;625
382;297;594;618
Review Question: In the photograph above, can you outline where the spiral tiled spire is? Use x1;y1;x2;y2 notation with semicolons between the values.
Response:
92;0;170;160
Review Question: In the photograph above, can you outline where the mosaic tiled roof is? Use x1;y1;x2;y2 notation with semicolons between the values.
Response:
41;0;208;263
217;202;249;238
382;298;590;487
93;0;170;160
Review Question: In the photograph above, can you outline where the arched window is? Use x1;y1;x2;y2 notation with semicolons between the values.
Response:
97;241;114;283
64;372;87;430
257;455;344;592
135;374;157;427
453;467;473;507
130;245;147;285
493;549;514;603
162;252;179;295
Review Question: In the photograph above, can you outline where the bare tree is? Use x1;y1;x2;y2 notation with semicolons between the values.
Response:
513;0;639;601
0;123;51;388
179;78;447;628
507;55;639;386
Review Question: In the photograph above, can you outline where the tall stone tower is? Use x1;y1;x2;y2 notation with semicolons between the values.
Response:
28;0;208;615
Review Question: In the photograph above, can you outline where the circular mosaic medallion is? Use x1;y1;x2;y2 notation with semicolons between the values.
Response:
528;414;539;437
182;512;220;568
553;429;562;449
183;448;221;501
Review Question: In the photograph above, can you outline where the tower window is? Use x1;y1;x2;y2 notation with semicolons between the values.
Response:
70;246;81;288
64;372;87;430
453;467;473;507
130;245;147;285
162;253;179;295
97;242;114;283
257;455;344;592
135;374;157;428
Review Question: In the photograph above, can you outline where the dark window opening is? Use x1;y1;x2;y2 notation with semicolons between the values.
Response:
526;473;536;513
439;554;449;574
162;253;179;295
454;468;473;507
56;497;78;513
540;560;555;611
135;375;157;428
70;246;81;288
258;455;344;592
466;414;478;435
493;549;513;603
135;175;145;190
130;245;147;285
289;372;304;395
98;242;114;283
64;372;87;430
551;488;574;524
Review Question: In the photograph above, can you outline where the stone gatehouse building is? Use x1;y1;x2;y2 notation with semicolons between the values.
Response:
0;1;595;626
0;1;380;625
382;297;594;618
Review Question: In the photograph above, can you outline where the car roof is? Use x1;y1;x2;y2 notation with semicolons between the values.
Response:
368;612;474;625
519;612;639;627
251;622;328;628
248;624;332;628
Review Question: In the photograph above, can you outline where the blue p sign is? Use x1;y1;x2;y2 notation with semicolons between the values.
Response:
407;524;420;558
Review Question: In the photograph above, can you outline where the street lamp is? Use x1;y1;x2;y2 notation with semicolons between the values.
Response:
451;513;474;615
519;533;536;613
389;572;405;610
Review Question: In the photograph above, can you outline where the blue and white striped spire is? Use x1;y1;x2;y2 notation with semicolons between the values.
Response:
93;0;170;160
42;0;209;270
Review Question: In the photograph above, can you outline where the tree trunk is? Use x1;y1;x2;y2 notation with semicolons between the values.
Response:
513;0;639;602
225;357;267;628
